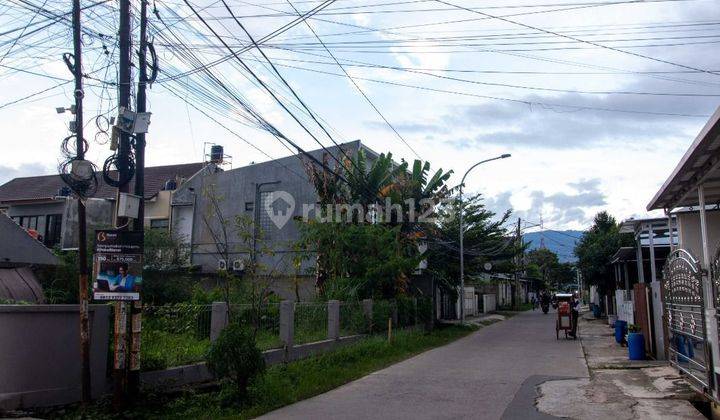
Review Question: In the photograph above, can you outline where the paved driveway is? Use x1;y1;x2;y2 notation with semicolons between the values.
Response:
260;309;588;420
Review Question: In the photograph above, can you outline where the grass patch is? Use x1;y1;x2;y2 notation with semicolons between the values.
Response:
141;329;210;372
60;325;477;419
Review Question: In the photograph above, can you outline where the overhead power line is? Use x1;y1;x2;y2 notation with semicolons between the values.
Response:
286;0;421;159
436;0;720;77
255;59;712;118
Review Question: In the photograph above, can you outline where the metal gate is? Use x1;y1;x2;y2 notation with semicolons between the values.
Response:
663;249;710;390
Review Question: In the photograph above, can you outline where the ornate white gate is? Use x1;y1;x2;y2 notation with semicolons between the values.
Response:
663;249;710;390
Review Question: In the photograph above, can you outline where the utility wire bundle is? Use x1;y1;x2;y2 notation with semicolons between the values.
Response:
58;50;98;198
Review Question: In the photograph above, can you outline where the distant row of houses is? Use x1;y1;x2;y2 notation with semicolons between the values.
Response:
598;105;720;402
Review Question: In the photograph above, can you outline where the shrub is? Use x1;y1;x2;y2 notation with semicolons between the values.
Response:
206;324;265;401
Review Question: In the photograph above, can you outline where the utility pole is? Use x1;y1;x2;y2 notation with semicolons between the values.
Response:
71;0;91;404
514;217;521;310
113;0;132;408
128;0;148;398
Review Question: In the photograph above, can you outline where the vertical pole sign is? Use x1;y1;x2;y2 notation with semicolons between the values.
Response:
92;229;143;405
93;230;144;301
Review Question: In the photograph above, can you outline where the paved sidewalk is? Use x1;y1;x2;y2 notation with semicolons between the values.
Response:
536;315;703;420
260;309;587;420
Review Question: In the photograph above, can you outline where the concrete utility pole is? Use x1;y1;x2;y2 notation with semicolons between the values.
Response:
70;0;91;404
127;0;149;397
458;154;511;322
113;0;132;407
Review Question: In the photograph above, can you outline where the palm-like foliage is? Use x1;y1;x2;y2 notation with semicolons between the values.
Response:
343;149;407;210
300;148;456;298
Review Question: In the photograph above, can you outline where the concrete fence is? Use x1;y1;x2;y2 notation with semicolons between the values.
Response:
0;298;387;410
0;305;110;411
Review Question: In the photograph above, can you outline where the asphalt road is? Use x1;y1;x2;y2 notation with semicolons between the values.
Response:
260;309;589;420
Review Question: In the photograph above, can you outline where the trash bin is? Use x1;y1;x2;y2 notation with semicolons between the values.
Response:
592;304;601;319
615;320;627;344
628;332;645;360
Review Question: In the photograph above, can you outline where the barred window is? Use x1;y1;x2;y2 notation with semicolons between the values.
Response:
258;191;274;238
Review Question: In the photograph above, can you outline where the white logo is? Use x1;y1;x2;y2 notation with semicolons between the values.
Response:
265;190;295;229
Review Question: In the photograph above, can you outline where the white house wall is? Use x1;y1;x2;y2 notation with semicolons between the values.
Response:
677;210;720;260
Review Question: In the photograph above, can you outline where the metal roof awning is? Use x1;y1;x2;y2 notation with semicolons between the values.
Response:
611;247;637;264
619;217;674;234
647;106;720;211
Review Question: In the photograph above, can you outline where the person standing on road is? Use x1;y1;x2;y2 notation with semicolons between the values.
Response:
569;292;580;338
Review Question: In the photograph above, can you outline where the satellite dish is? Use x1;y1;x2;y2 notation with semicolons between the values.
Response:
484;262;493;271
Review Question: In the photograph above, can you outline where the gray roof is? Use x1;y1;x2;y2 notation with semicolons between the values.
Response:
648;106;720;211
0;214;58;266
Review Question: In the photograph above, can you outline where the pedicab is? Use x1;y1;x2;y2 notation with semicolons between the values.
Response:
553;293;575;340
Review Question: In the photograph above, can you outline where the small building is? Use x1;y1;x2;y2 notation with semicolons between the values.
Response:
0;162;208;249
172;140;379;274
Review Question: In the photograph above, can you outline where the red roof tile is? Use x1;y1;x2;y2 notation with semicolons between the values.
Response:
0;162;205;203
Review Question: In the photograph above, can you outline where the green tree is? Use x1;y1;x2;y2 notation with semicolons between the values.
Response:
526;248;558;287
143;228;190;271
425;193;516;293
300;149;453;298
525;248;576;290
574;211;633;295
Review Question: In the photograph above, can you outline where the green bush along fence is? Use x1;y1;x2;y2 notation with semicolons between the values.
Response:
230;303;282;351
340;300;368;336
125;297;430;372
294;302;328;345
141;304;212;371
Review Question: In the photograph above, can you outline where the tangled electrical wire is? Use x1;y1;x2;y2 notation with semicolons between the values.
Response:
58;134;99;198
94;114;112;144
102;148;135;188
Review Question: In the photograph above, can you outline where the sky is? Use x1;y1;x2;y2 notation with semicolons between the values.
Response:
1;0;719;232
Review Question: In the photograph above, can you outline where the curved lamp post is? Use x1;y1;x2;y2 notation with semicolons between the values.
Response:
459;154;511;323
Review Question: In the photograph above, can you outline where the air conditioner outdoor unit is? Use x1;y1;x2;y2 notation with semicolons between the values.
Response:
232;259;245;272
218;259;227;271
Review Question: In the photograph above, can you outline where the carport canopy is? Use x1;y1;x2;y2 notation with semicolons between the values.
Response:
648;106;720;211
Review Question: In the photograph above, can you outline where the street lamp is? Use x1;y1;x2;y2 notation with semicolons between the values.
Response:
459;154;511;323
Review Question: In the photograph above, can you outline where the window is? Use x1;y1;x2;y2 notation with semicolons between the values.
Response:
44;214;63;247
258;191;274;238
14;215;39;231
150;218;170;230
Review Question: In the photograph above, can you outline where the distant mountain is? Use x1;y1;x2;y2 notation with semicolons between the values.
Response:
522;230;583;263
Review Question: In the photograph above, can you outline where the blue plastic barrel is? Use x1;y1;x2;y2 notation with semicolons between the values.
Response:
615;320;627;344
628;333;645;360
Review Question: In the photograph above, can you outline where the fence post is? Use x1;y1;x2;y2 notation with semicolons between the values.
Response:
280;301;294;361
210;301;228;342
362;298;373;333
328;300;340;340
